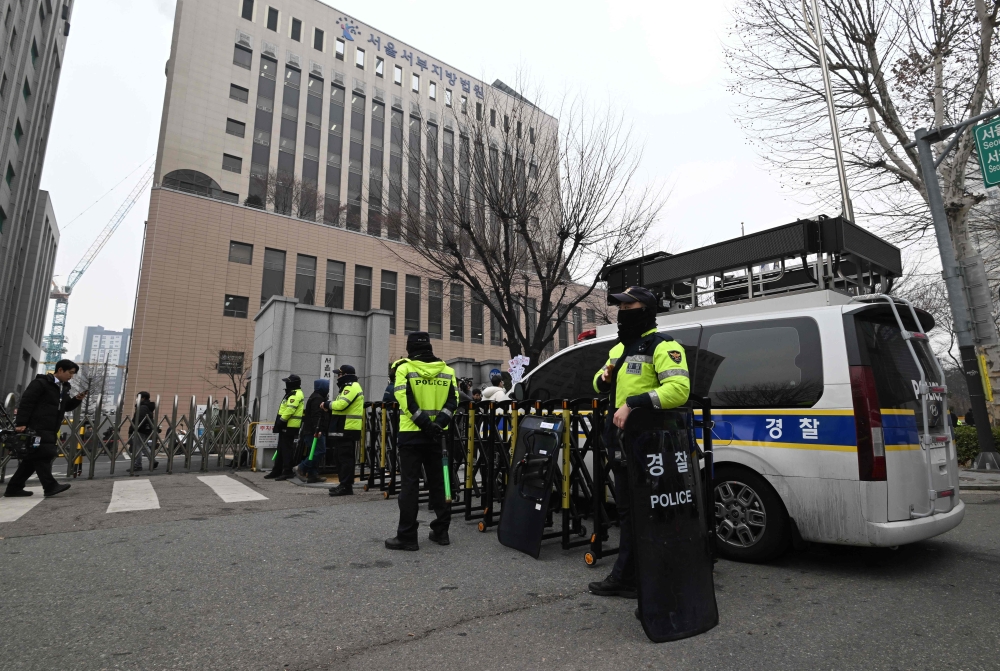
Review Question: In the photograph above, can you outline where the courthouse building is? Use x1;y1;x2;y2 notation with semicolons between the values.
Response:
127;0;601;403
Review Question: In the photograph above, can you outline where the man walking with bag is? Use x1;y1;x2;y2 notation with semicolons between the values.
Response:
3;359;85;498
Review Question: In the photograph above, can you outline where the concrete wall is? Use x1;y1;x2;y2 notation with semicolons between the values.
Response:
252;295;390;423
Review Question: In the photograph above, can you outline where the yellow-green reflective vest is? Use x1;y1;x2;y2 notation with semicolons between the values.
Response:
331;381;364;432
593;328;690;410
393;359;459;433
278;388;305;428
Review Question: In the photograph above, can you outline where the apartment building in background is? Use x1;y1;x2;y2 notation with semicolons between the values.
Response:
127;0;601;403
79;325;130;409
0;1;72;397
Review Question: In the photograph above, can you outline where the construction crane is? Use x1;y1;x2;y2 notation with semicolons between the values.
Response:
41;165;154;370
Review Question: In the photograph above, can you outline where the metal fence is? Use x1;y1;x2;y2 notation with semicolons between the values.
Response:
1;392;257;480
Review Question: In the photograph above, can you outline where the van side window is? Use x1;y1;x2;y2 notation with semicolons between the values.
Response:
702;318;822;409
524;341;609;400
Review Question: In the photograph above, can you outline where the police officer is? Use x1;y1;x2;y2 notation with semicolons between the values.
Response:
327;365;364;496
385;331;459;551
264;374;304;480
587;286;690;599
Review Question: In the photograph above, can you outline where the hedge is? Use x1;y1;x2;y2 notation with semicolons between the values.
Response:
951;425;1000;465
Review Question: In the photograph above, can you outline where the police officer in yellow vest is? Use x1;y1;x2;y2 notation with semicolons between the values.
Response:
326;365;364;496
385;331;459;551
264;374;305;480
588;286;690;599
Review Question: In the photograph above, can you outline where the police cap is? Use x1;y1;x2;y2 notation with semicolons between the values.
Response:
608;286;658;309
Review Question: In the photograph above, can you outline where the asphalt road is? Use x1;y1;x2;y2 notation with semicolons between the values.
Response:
0;472;997;671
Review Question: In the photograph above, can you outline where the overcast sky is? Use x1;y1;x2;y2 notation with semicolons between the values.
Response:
41;0;817;361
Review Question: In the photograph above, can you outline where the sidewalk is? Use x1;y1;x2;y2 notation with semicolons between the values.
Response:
960;469;1000;491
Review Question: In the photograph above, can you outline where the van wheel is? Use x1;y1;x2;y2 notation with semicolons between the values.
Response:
713;466;789;563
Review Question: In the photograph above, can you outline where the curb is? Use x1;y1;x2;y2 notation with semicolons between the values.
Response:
960;485;1000;491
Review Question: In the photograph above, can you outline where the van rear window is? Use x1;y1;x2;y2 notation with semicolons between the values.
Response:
702;318;823;408
854;314;944;428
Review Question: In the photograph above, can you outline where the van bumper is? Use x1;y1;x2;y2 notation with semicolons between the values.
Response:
864;499;965;546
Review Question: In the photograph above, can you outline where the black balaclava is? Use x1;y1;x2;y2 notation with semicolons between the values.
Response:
617;306;656;346
406;331;439;362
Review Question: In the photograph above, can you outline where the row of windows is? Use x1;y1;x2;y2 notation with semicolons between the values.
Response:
224;240;594;350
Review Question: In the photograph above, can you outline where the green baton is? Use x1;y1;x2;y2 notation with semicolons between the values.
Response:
441;434;452;503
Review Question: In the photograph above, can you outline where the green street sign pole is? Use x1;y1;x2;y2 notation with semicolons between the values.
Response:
906;105;1000;469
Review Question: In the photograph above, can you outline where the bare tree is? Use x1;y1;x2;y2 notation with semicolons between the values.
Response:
727;0;999;242
246;169;321;221
201;341;253;408
381;79;664;368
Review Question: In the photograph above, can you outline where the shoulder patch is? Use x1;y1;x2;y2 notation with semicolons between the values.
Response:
668;350;683;364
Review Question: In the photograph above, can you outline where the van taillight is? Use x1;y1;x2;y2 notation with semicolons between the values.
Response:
850;365;886;481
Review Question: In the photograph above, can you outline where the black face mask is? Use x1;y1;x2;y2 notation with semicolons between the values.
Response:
617;307;656;345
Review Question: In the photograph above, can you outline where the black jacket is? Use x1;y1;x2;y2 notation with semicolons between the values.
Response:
15;373;82;441
134;400;157;436
299;391;331;437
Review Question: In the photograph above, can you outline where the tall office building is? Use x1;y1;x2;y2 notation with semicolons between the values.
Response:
127;0;596;402
80;325;130;409
0;1;72;397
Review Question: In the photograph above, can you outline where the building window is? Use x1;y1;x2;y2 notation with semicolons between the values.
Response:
529;127;535;144
460;95;467;114
9;27;15;52
404;275;421;333
558;317;569;350
444;89;452;107
450;283;464;341
490;109;496;127
428;280;443;339
471;295;484;344
218;351;245;374
13;119;22;144
381;270;397;334
490;291;503;346
325;260;345;309
5;162;14;187
411;73;419;93
393;64;402;85
261;248;286;306
266;6;278;31
476;101;482;121
294;254;316;305
0;205;5;233
4;6;10;26
30;39;37;66
222;190;239;203
313;27;324;51
335;38;345;60
233;44;252;69
223;295;249;318
241;0;254;21
573;307;583;340
0;74;8;98
21;78;30;101
226;118;246;138
353;265;372;312
290;17;301;41
375;56;384;78
222;153;243;173
429;81;436;100
228;241;253;264
355;47;365;69
230;83;249;103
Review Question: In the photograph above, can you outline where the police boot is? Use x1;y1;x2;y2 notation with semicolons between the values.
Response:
588;574;637;599
428;530;450;546
385;537;419;551
329;483;353;496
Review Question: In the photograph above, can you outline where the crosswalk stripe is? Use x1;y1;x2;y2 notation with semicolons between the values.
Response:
197;475;268;503
0;487;44;523
106;479;160;513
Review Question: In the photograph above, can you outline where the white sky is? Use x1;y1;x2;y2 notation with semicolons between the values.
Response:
41;0;816;362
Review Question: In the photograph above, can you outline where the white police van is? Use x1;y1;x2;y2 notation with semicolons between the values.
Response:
519;218;964;562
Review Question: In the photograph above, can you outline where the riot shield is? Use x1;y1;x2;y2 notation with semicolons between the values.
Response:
496;415;562;558
624;408;718;642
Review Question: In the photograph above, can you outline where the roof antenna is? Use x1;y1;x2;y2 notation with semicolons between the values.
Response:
741;222;745;236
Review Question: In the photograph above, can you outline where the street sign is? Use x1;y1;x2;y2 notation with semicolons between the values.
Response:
974;118;1000;188
320;354;336;380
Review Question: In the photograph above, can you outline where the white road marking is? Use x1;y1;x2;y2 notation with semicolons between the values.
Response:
106;480;160;513
197;475;268;503
0;487;45;523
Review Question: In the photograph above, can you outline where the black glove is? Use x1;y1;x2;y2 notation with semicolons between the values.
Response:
423;422;443;441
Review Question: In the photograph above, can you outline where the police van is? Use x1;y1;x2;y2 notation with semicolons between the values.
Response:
517;218;964;562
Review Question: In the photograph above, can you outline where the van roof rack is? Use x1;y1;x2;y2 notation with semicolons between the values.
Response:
604;216;901;311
